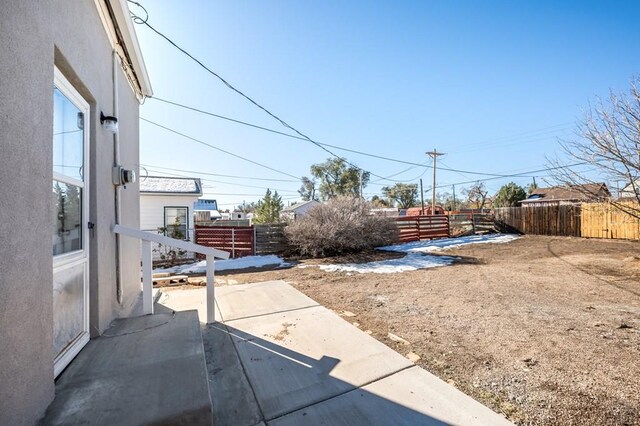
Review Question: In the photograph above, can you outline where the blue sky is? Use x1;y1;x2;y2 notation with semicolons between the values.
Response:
134;0;640;209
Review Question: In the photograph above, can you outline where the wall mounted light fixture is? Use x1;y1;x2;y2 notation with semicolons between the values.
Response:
100;112;119;134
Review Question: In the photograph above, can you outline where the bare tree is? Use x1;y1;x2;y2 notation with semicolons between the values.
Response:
549;76;640;218
463;182;490;209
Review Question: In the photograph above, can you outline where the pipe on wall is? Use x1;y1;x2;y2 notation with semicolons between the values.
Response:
113;50;123;305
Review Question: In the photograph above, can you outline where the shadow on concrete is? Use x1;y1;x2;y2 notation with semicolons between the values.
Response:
203;320;451;426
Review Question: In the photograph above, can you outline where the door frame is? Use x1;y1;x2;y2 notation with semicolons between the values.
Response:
52;67;91;378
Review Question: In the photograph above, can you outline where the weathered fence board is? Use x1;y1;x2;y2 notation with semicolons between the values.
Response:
494;205;581;237
255;223;292;254
394;215;449;242
581;202;640;240
195;225;254;258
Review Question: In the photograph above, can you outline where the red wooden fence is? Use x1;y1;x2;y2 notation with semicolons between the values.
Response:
394;215;450;243
194;225;254;258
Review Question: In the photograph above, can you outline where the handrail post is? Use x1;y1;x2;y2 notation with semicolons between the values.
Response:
141;240;153;315
206;254;215;324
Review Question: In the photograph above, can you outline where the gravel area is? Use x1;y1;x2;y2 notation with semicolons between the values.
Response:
178;235;640;425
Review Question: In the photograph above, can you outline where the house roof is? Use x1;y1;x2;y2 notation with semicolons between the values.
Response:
194;199;218;211
282;200;320;212
140;176;202;195
95;0;153;98
521;183;610;203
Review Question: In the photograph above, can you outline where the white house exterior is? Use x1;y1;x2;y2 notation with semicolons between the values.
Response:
281;200;321;221
140;176;203;241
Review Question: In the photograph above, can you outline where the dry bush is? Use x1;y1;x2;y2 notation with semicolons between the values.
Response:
285;196;398;257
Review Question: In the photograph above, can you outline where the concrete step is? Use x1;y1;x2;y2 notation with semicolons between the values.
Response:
41;310;212;425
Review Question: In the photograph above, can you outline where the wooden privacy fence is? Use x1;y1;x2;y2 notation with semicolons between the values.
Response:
195;225;254;258
394;215;450;243
449;213;496;236
581;202;640;240
255;223;292;255
494;205;581;237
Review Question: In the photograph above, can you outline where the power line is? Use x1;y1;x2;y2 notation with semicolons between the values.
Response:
127;4;390;179
143;168;298;193
148;96;564;179
140;117;301;179
139;163;299;182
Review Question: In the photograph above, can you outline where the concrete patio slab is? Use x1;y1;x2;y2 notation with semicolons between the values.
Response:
41;310;212;425
225;304;414;420
215;280;319;321
159;281;512;425
159;287;223;322
270;366;513;425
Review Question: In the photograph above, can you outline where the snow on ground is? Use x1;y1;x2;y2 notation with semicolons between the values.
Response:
155;255;286;274
318;233;519;274
378;233;519;254
319;253;455;274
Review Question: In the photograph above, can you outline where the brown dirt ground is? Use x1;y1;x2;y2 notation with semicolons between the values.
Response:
176;235;640;425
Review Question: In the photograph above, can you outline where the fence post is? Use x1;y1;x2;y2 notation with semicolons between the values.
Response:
253;225;257;255
231;228;235;258
471;212;476;234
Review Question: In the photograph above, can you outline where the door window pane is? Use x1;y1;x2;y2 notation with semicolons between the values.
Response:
164;207;188;240
53;87;84;181
52;181;83;255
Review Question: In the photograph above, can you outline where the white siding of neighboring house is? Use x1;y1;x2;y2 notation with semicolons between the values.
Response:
140;194;200;240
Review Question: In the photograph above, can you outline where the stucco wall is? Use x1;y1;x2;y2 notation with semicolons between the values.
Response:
0;2;56;424
0;1;144;423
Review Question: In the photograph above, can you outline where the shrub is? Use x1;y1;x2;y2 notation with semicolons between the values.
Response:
285;196;398;257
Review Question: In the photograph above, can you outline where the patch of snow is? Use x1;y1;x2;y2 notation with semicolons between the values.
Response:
319;253;455;274
378;233;519;254
154;255;286;274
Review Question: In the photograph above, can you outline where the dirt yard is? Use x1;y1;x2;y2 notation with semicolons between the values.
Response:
182;235;640;425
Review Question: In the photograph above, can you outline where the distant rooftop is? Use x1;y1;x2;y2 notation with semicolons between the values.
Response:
194;199;219;211
139;176;202;195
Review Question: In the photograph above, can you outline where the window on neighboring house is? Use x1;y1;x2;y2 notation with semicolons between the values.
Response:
164;207;188;240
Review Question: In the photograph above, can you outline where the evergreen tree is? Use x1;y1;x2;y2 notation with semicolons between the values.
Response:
254;189;284;223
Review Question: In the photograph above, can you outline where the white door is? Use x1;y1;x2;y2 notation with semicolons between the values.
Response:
52;68;90;377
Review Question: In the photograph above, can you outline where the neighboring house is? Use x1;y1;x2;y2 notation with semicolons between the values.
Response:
281;200;321;221
194;198;222;221
618;179;640;200
0;1;152;423
230;210;248;220
140;176;203;241
520;183;611;207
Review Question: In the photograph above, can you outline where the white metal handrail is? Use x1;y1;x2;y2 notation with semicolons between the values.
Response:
113;224;230;323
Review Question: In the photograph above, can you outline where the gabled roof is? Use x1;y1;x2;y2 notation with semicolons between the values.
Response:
282;200;320;212
521;183;610;203
139;176;202;195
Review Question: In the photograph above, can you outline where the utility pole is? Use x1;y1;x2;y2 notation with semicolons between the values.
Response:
359;169;364;199
452;184;456;211
420;178;425;215
426;149;445;214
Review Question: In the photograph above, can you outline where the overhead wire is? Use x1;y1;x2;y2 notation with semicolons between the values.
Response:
139;163;299;182
140;117;301;180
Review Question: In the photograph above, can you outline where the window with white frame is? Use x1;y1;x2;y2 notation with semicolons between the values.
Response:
164;207;188;240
